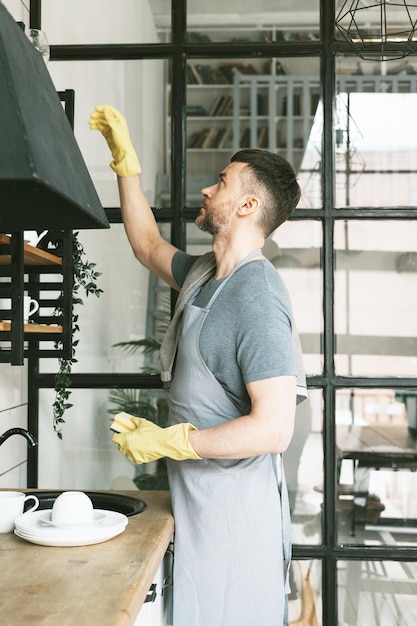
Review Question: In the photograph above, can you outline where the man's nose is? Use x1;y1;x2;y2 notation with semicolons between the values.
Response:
201;184;215;197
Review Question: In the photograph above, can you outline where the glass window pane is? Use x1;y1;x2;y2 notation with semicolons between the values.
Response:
338;560;417;626
45;59;165;208
39;224;171;375
187;1;320;43
288;390;323;546
42;0;170;44
271;220;323;375
39;388;167;489
336;388;417;547
289;560;322;625
335;58;417;208
335;220;417;377
181;57;321;208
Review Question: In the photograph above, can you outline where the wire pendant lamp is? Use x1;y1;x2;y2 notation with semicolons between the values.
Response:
336;0;417;61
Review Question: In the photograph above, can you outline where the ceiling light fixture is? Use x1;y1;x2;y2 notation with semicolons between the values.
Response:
335;0;417;61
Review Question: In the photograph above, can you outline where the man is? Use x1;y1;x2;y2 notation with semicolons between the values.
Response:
90;105;307;626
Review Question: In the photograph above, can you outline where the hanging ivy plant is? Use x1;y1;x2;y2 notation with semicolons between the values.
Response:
53;232;103;439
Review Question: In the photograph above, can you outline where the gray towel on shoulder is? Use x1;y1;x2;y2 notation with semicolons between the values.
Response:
159;251;307;404
160;252;215;387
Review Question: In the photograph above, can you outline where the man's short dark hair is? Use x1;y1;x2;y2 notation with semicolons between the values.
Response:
231;149;301;237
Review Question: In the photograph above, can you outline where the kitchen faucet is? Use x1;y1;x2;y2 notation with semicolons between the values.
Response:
0;428;37;447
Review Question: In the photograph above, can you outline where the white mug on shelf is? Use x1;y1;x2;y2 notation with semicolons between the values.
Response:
0;297;39;322
0;491;39;533
24;296;39;322
24;230;48;248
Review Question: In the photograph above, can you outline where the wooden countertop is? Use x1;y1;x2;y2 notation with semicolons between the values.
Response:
0;490;174;626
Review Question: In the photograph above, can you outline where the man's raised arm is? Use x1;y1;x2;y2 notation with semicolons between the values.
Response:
89;105;179;289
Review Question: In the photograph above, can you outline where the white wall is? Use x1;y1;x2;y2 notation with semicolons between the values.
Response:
0;0;164;489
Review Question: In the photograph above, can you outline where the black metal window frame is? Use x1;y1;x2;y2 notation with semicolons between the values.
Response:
27;2;417;625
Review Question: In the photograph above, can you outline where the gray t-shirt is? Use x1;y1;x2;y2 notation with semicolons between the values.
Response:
172;251;297;414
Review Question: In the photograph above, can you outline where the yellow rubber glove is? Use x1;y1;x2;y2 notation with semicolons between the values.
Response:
89;105;141;177
112;414;202;464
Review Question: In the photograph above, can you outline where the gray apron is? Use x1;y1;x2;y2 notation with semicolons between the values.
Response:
167;250;292;626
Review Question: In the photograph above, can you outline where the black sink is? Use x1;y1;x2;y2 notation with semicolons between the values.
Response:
25;491;147;517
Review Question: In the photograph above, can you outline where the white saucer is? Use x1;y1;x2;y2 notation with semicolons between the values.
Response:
39;510;107;528
14;509;128;542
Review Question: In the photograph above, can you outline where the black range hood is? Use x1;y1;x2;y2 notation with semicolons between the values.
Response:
0;2;109;231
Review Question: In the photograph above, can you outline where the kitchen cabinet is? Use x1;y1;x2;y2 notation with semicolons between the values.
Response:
134;556;171;626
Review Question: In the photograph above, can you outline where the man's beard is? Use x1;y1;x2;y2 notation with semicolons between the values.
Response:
196;202;232;236
196;212;219;236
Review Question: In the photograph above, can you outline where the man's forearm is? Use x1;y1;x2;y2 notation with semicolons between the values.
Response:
188;412;292;459
117;175;179;287
117;175;161;266
188;376;296;459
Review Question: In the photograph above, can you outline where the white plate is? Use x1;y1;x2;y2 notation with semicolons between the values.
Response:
15;509;128;536
14;520;127;541
39;510;107;528
14;524;126;547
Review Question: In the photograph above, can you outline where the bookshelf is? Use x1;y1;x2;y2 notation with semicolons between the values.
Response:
163;62;417;208
232;74;321;173
164;61;320;199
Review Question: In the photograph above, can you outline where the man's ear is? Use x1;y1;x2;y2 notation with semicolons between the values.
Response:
237;196;260;216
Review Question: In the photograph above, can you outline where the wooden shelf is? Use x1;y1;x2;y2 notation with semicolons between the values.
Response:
0;233;62;267
0;321;63;333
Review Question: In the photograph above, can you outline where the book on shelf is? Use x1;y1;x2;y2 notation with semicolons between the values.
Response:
188;127;233;150
208;95;225;117
281;94;302;116
194;64;213;84
219;62;261;82
192;64;230;84
217;95;233;116
187;131;202;148
257;93;268;116
187;62;265;86
201;127;220;149
275;61;289;75
216;127;233;149
239;127;251;148
257;127;268;149
209;95;233;117
187;63;203;85
207;95;232;117
209;66;231;84
186;104;208;117
188;129;210;149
